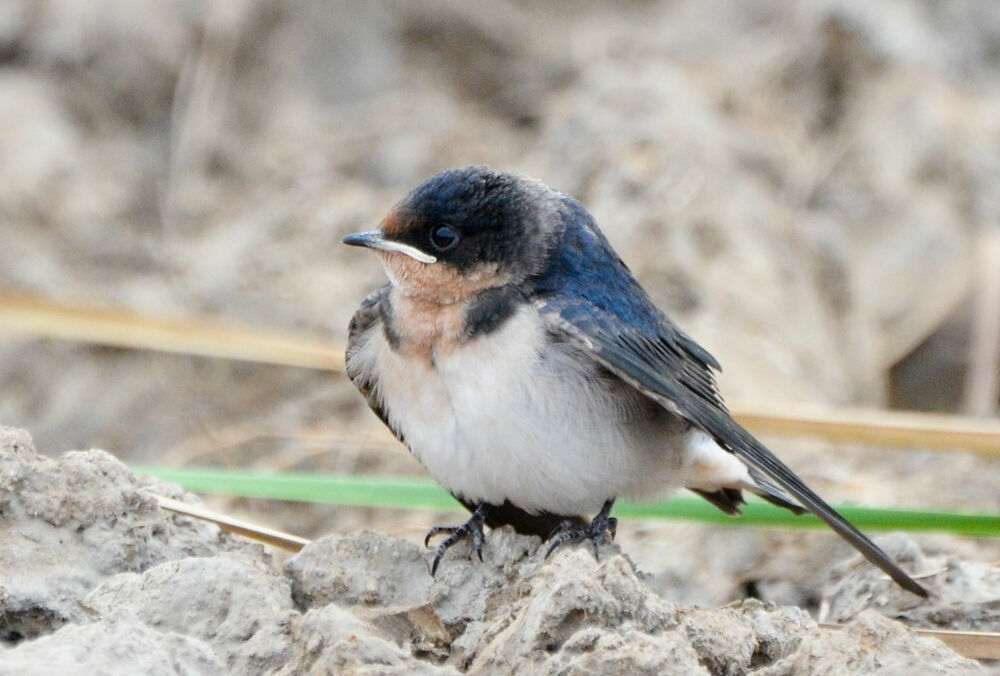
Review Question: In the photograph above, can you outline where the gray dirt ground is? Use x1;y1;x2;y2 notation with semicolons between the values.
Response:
0;427;989;674
1;1;1000;672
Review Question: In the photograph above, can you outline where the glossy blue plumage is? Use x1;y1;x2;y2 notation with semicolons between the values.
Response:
533;198;665;337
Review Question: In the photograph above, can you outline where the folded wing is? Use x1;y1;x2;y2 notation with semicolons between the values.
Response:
530;215;927;597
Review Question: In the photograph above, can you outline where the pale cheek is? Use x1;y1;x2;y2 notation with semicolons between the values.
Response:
378;253;422;291
377;252;510;303
378;253;461;300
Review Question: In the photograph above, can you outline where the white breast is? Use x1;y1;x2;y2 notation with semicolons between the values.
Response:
349;303;695;516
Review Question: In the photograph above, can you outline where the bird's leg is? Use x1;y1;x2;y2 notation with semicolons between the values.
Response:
424;504;488;576
545;499;617;560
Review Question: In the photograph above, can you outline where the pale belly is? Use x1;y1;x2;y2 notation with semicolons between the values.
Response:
350;305;692;516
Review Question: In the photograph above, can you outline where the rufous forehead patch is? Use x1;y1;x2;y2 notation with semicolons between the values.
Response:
380;208;408;237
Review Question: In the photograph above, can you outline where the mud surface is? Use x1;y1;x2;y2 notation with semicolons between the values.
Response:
0;427;990;674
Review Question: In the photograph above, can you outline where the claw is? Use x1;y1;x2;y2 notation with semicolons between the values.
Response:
424;505;487;576
424;526;454;548
545;499;617;561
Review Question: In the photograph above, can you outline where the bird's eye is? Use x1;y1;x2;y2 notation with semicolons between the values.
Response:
429;225;461;252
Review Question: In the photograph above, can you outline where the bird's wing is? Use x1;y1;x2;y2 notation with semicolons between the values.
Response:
535;292;925;596
345;284;402;439
530;224;926;596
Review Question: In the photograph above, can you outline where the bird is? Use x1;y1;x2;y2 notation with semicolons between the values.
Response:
342;165;927;597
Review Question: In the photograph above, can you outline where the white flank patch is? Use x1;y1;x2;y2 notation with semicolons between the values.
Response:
683;430;752;491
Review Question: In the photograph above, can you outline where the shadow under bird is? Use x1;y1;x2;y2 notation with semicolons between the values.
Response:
343;165;927;597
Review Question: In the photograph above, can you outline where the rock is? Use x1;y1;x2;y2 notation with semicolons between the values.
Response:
677;601;813;675
285;530;432;609
429;525;542;627
0;430;985;673
278;604;458;676
445;541;980;675
546;628;703;675
85;555;297;674
0;426;251;643
757;610;981;675
822;533;1000;632
460;549;684;673
354;604;452;658
0;611;224;676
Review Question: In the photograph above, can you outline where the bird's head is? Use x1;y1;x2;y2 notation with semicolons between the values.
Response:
343;166;563;303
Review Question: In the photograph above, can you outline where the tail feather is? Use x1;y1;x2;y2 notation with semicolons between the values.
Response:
690;487;745;515
745;467;807;515
722;423;928;598
691;480;805;516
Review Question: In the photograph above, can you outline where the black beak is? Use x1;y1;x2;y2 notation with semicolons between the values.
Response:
342;230;437;264
342;230;384;249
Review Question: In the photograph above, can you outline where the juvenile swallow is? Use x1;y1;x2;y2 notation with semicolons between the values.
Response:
343;166;926;596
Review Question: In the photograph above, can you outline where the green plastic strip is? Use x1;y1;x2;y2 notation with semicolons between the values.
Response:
133;466;1000;537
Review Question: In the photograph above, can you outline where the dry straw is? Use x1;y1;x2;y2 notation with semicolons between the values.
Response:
3;291;998;454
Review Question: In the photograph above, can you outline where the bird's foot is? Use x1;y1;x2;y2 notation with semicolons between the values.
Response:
545;499;617;560
424;504;487;576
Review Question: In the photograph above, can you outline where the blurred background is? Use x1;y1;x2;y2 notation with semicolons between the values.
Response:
1;0;998;607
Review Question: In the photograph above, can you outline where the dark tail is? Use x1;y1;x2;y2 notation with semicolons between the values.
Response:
719;421;927;597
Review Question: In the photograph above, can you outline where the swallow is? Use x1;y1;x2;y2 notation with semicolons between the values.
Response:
342;166;927;596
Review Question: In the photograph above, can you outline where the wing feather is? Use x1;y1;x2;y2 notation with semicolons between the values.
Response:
530;223;926;597
346;284;401;438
